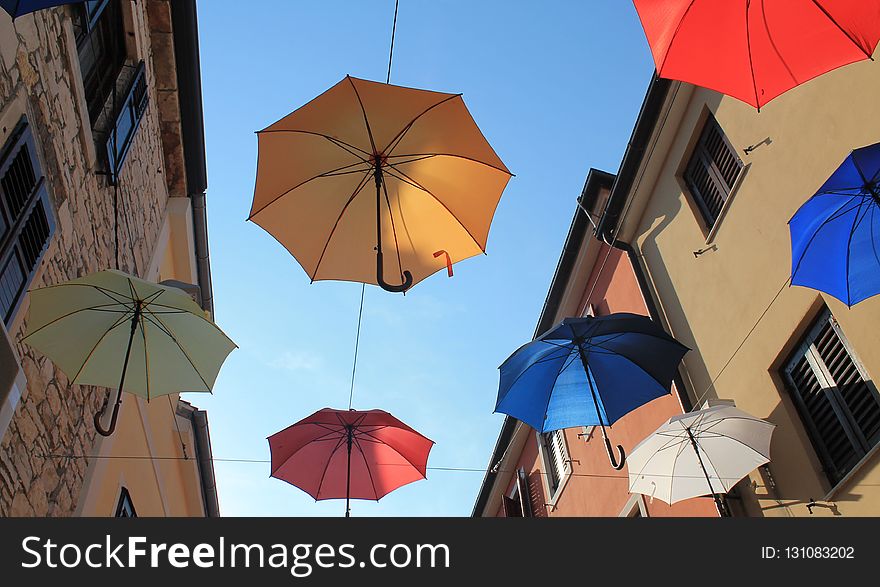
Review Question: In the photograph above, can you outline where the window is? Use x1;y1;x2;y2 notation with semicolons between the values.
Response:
540;430;569;498
74;0;127;125
115;486;137;517
783;310;880;486
683;115;743;228
106;60;148;184
0;118;55;326
501;469;533;517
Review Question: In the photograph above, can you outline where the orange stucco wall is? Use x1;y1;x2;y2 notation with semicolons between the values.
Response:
498;244;718;517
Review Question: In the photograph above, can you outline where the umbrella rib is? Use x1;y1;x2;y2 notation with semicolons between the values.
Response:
68;310;135;384
358;429;428;474
694;440;725;494
382;93;462;156
383;165;485;252
141;299;236;341
141;312;212;391
20;302;131;340
656;0;698;74
499;344;576;408
845;197;871;305
380;177;406;283
386;152;512;176
384;154;438;166
745;0;761;109
312;435;348;498
351;436;380;499
247;160;371;220
139;314;150;401
810;0;874;58
346;77;378;155
257;129;372;160
791;196;864;280
310;172;373;282
669;438;689;502
539;348;582;432
628;433;686;490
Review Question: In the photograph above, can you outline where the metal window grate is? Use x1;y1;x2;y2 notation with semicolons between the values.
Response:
0;119;55;325
684;115;743;227
783;310;880;485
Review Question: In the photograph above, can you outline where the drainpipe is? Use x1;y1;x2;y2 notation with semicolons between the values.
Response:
606;236;693;412
191;408;220;517
191;190;213;314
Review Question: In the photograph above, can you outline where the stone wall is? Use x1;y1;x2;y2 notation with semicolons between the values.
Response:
0;1;177;516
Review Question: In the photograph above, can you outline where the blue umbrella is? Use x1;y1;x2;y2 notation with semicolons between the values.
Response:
495;313;689;469
1;0;71;19
790;141;880;307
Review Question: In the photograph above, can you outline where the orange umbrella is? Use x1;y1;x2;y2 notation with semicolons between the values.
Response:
249;76;512;292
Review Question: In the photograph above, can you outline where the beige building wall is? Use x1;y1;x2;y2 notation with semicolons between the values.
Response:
618;59;880;516
0;1;215;517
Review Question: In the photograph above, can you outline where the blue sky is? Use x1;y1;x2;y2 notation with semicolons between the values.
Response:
191;0;655;516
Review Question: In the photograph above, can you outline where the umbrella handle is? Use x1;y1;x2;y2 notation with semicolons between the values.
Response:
94;392;123;437
604;436;626;470
377;249;413;293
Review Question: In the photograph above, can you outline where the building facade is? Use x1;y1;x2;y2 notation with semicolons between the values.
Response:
605;60;880;516
473;170;717;518
0;0;218;517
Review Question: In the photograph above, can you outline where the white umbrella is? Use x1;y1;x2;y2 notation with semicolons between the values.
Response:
627;405;775;513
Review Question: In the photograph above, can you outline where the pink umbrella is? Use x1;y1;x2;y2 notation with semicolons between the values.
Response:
268;408;434;516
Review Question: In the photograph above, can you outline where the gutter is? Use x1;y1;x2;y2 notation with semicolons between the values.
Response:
170;0;213;315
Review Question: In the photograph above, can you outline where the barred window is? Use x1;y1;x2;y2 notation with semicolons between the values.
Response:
783;310;880;486
683;115;743;228
0;119;55;326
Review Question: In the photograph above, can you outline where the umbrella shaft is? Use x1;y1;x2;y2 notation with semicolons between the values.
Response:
686;428;727;516
345;426;353;518
96;304;141;437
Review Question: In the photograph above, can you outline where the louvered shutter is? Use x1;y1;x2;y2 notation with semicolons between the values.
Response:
543;430;568;494
784;311;880;484
516;468;533;517
0;119;55;325
501;495;522;518
684;115;743;227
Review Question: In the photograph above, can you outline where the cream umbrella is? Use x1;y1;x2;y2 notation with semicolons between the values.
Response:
627;405;775;513
22;270;237;435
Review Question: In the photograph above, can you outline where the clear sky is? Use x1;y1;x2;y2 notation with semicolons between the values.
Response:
191;0;655;517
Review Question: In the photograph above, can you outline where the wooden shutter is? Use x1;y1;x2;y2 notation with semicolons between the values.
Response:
502;495;522;518
0;119;55;325
784;311;880;484
684;115;743;227
516;468;533;517
543;430;568;494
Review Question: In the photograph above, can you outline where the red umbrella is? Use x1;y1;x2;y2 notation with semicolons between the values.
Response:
632;0;880;109
268;408;434;516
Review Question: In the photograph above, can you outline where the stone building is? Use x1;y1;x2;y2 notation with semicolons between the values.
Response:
0;0;218;516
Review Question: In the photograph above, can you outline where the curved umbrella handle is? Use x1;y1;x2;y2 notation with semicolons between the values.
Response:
377;250;412;293
603;436;626;470
94;393;123;437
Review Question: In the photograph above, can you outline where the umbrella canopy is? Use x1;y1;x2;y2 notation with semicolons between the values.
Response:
627;405;775;511
249;75;512;292
632;0;880;109
23;270;237;435
495;313;689;469
1;0;71;19
268;408;434;516
790;141;880;306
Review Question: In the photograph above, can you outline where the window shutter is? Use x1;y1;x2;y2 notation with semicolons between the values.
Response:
106;61;149;184
501;495;522;518
0;120;55;325
543;430;568;493
516;468;533;517
684;115;743;227
784;311;880;484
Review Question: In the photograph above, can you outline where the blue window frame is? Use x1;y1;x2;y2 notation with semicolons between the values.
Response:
106;60;149;185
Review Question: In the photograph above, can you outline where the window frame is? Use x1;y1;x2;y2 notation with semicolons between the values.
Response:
782;309;880;487
74;0;128;126
115;486;137;517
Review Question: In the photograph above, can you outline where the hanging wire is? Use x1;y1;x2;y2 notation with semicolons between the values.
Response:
348;284;366;410
386;0;399;84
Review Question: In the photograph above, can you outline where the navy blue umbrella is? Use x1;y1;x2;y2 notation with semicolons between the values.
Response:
1;0;71;19
790;141;880;307
495;313;689;469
